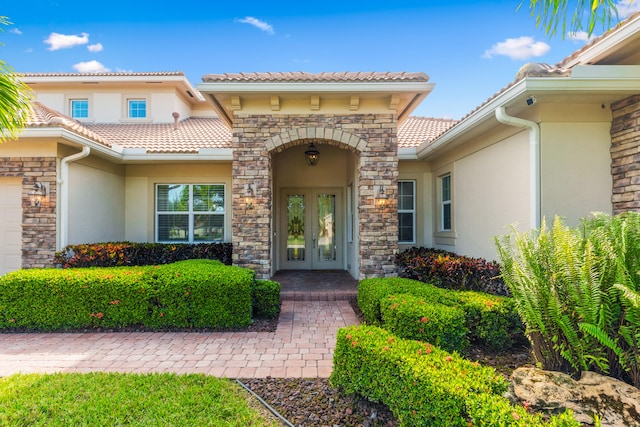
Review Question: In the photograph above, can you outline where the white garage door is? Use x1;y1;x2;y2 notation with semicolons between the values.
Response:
0;178;22;275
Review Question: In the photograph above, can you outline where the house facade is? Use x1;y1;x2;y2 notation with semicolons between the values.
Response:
1;13;639;279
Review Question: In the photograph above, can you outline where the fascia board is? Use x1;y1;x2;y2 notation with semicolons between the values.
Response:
416;80;528;159
398;148;418;160
197;81;435;94
561;15;640;68
21;128;124;160
123;152;234;162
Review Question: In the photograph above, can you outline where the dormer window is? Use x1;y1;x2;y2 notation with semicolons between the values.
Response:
70;99;89;119
128;99;147;118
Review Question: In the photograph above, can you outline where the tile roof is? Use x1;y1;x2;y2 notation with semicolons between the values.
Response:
398;116;458;148
85;119;232;153
202;71;429;83
22;71;186;78
26;102;112;147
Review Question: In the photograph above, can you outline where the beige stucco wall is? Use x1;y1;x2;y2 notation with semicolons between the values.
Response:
67;158;126;244
539;105;613;224
124;163;233;242
446;133;530;260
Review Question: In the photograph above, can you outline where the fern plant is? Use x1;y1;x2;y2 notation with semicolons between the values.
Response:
496;213;640;388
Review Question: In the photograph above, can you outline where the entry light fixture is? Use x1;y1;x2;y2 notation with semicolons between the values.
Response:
244;183;255;211
375;185;388;211
305;142;320;167
29;181;50;207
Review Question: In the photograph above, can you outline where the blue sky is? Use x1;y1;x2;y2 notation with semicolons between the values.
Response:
2;1;639;119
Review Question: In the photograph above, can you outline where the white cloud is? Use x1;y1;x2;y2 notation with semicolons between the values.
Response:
44;32;89;51
73;60;110;73
237;16;274;35
87;43;103;52
10;28;22;35
567;31;598;42
482;36;551;60
616;0;640;18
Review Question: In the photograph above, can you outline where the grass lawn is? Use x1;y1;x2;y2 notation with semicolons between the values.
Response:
0;372;280;427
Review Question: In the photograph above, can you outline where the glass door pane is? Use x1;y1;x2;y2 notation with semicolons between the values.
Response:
317;194;336;262
286;195;306;261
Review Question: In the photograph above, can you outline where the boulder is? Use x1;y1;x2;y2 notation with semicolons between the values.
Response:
508;367;640;427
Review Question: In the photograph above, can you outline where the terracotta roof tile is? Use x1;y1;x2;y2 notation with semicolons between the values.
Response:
26;102;112;147
85;118;231;153
398;116;458;148
202;71;429;83
22;71;185;78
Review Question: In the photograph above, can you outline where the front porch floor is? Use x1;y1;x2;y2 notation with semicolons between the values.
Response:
272;270;358;301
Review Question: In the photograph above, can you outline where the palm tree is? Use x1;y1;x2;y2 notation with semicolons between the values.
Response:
524;0;631;37
0;16;32;143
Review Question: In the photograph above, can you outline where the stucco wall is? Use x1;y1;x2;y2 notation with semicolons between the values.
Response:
67;159;126;244
540;120;613;224
449;134;530;260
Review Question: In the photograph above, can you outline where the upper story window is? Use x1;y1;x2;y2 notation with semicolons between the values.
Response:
398;180;416;243
156;184;225;243
128;99;147;119
70;99;89;119
441;174;452;231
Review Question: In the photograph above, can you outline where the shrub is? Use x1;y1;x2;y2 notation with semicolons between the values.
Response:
496;212;640;388
396;247;509;296
358;277;522;351
381;293;469;353
331;325;579;427
53;242;233;268
0;260;253;330
252;280;281;319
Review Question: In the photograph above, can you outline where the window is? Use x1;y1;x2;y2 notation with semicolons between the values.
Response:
441;174;452;231
70;99;88;119
398;180;416;243
156;184;225;243
128;99;147;118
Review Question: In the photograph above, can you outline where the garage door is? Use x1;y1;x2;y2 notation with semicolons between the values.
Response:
0;178;22;275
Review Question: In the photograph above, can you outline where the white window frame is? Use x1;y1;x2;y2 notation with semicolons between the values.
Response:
440;174;452;232
398;180;416;244
155;184;226;243
70;98;89;119
128;98;147;119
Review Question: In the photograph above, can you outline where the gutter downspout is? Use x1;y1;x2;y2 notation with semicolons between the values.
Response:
494;106;541;229
58;146;90;249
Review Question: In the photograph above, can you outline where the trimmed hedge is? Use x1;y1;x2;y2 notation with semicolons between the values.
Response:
0;260;254;330
358;277;522;351
252;280;281;319
54;242;233;268
396;247;509;296
381;293;469;353
330;325;580;427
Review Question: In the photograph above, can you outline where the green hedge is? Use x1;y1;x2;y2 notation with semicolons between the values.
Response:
358;277;522;351
0;260;254;330
252;280;281;319
381;293;469;353
330;325;580;427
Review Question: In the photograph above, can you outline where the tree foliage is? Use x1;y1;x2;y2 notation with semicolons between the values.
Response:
0;16;32;143
523;0;631;38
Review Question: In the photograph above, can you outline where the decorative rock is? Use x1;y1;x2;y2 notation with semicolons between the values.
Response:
508;366;640;427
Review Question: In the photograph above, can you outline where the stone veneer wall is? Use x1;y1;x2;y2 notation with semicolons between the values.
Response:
231;113;398;279
611;95;640;214
0;157;57;268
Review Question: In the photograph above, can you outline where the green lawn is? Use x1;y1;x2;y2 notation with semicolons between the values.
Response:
0;372;279;427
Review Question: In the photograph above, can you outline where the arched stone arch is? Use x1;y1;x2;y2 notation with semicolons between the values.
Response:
264;127;366;154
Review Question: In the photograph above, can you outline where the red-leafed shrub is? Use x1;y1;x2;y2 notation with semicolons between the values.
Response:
54;242;232;268
395;247;509;296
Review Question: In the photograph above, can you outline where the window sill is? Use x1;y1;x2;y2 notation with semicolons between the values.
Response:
434;230;457;246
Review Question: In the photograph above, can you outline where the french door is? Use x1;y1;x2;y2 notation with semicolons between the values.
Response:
280;188;343;270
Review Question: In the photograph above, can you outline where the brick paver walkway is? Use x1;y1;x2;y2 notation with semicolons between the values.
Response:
0;300;359;378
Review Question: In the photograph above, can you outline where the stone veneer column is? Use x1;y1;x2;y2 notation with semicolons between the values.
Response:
231;113;398;280
0;157;57;268
611;95;640;214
